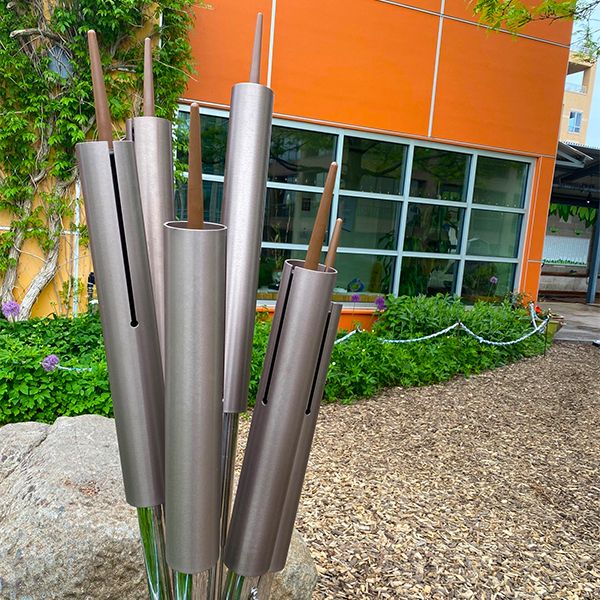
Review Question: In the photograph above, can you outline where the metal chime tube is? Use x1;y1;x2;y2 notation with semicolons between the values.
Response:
223;260;337;579
219;12;273;595
164;222;226;599
76;140;170;598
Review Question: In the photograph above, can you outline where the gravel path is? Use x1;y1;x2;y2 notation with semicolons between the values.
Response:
276;343;600;599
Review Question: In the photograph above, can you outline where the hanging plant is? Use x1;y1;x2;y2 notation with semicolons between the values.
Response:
0;0;197;319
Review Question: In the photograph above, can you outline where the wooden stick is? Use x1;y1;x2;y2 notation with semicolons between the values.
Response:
325;218;343;270
187;103;204;229
249;13;263;83
87;30;113;148
143;37;155;117
304;162;338;270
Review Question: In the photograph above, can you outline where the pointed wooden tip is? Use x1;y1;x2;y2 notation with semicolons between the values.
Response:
187;103;204;229
143;37;155;117
249;12;263;83
325;218;343;270
304;162;338;270
87;30;113;148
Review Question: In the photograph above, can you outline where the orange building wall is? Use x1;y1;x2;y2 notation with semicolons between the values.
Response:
185;0;572;302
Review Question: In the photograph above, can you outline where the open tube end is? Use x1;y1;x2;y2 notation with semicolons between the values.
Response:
325;218;343;270
304;162;338;270
143;37;155;117
187;103;204;229
249;13;263;83
87;30;113;148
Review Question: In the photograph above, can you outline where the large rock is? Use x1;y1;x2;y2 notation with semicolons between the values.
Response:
0;416;317;599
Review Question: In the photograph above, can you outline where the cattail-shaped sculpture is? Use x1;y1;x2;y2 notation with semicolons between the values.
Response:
164;104;225;600
218;12;274;593
222;165;342;598
75;31;170;599
126;37;175;359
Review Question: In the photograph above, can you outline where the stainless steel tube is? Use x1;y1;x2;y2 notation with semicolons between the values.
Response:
221;82;274;414
76;140;165;508
224;260;337;577
173;571;210;600
164;221;226;575
137;505;173;599
269;303;342;572
128;116;175;359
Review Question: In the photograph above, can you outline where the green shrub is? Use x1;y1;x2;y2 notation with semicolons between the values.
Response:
0;295;548;424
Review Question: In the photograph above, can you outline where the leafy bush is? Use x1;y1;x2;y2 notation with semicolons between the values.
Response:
0;295;549;424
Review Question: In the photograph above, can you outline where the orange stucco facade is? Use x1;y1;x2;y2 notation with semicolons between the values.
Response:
185;0;572;302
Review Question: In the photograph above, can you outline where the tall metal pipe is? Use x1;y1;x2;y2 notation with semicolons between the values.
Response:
223;260;337;578
76;140;170;598
218;13;274;596
164;221;226;583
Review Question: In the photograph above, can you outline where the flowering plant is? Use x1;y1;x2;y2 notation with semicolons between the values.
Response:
1;300;20;322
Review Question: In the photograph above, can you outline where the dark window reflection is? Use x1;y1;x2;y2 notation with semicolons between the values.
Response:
269;127;336;186
337;196;400;250
399;258;458;296
340;137;406;194
404;204;464;254
175;112;228;176
257;248;308;299
333;253;395;297
467;210;522;258
410;147;470;201
263;189;324;244
473;157;528;208
175;180;223;223
462;261;516;300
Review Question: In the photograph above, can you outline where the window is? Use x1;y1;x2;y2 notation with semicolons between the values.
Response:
410;147;470;202
175;106;531;303
568;110;583;134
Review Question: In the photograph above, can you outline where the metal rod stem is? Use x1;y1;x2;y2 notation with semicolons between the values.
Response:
221;571;259;600
137;505;173;599
215;413;240;596
173;570;211;600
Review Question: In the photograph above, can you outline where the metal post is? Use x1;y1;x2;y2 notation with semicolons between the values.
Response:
137;506;173;599
586;219;600;304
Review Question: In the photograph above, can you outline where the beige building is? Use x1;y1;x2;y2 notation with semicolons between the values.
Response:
559;54;597;143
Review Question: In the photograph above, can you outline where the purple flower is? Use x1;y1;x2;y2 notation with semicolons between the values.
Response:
375;296;386;311
41;354;60;372
2;300;20;320
489;276;498;285
351;293;361;303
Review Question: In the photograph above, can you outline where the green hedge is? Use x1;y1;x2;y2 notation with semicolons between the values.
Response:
0;295;548;424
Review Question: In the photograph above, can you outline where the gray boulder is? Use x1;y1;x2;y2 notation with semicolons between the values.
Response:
0;416;317;599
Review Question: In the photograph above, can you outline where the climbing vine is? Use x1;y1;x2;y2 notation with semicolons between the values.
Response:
0;0;196;319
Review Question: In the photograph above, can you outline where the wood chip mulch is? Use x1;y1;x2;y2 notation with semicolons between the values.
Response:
244;342;600;599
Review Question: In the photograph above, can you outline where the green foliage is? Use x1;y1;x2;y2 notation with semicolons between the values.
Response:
549;203;597;228
0;297;548;424
0;313;110;424
0;1;196;313
473;0;599;59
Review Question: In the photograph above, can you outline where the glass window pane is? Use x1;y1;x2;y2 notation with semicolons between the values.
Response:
404;204;464;254
333;253;395;301
269;126;337;186
410;147;470;202
174;180;223;223
263;189;325;244
340;136;407;194
257;248;308;300
337;196;400;250
473;157;528;208
175;112;228;175
399;258;458;296
467;209;522;258
462;261;516;300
